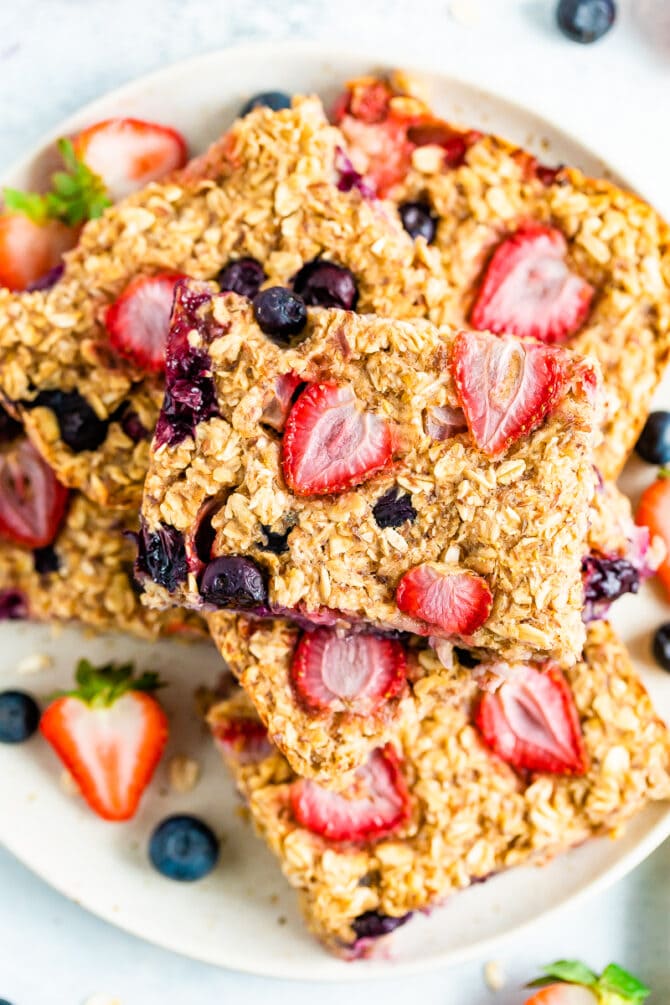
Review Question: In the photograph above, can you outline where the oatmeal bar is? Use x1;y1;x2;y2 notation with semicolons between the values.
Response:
139;280;600;666
210;621;670;958
207;480;662;787
0;96;444;507
335;75;670;479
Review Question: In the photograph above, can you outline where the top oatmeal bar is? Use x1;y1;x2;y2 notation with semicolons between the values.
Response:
335;74;670;479
138;279;600;666
0;96;445;507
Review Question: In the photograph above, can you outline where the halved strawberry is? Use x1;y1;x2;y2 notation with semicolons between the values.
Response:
0;211;76;291
40;659;168;821
290;744;411;843
213;717;273;765
290;628;407;715
470;223;594;344
0;438;69;548
396;563;492;637
73;118;187;201
105;273;186;372
450;331;571;456
636;474;670;599
475;662;587;775
282;382;393;496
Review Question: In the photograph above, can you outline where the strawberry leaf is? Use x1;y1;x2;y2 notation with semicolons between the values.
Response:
51;658;165;708
3;188;49;224
527;960;651;1002
597;964;651;1003
527;960;598;989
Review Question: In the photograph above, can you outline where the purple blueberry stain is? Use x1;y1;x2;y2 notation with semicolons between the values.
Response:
119;407;149;444
217;257;266;300
26;262;65;292
0;589;28;620
292;260;359;311
26;389;108;453
199;556;268;610
135;521;188;593
334;147;376;198
372;487;417;529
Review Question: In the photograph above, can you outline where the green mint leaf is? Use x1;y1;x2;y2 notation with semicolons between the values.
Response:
597;964;651;1003
527;960;599;989
3;187;49;224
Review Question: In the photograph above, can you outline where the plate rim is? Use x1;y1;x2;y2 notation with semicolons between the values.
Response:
1;37;668;980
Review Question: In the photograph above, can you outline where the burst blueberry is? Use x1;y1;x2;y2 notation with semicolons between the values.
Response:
0;405;21;443
217;257;266;300
258;523;291;556
292;260;359;310
556;0;616;43
352;910;412;940
33;544;60;574
28;389;108;453
240;91;292;116
0;690;40;744
149;814;219;881
372;488;417;529
635;411;670;465
252;287;307;345
136;522;187;592
0;589;27;620
398;201;438;243
200;555;268;609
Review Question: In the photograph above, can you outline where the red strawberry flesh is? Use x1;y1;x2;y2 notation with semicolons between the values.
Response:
282;382;393;496
0;439;69;549
470;223;594;345
475;663;587;775
105;272;185;372
451;331;572;456
214;717;273;765
290;628;407;714
396;563;492;637
290;744;411;842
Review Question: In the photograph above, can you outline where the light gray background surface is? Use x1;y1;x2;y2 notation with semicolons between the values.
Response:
0;1;669;1002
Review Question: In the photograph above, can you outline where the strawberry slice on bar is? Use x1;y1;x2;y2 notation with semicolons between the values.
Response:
0;439;69;549
470;222;594;344
105;273;186;373
396;562;492;637
451;331;571;456
475;662;588;775
290;628;407;714
290;744;411;843
282;382;393;496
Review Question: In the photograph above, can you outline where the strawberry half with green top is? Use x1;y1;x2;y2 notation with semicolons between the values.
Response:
73;118;188;201
636;471;670;599
0;212;76;291
451;331;572;456
40;659;168;821
290;744;411;843
475;662;588;775
396;562;492;637
105;273;186;372
0;438;69;548
282;382;393;496
470;222;594;344
289;628;407;714
524;959;651;1004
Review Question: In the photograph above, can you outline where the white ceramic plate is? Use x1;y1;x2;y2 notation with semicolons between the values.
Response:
0;42;668;982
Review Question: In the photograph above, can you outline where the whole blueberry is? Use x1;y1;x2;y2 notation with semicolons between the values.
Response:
252;287;307;345
372;488;417;529
635;411;670;465
200;555;268;609
28;390;108;453
149;814;219;881
556;0;616;43
240;91;292;116
292;260;359;311
0;690;40;744
136;522;188;592
398;201;438;243
33;544;60;574
217;257;266;300
652;623;670;672
352;910;412;940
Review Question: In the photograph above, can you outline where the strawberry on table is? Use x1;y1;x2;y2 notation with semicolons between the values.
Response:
636;471;670;599
105;273;186;372
470;222;594;344
40;659;168;821
475;661;588;775
524;959;650;1004
282;382;394;496
395;562;492;637
73;118;188;201
0;438;69;548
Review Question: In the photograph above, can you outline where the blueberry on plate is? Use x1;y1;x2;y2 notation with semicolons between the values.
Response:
652;623;670;672
0;690;40;744
556;0;616;43
635;411;670;465
398;201;438;243
252;287;307;345
240;91;292;116
217;257;266;300
292;260;359;311
149;814;219;881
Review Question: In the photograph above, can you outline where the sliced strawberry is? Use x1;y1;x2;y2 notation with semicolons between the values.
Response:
40;659;168;822
282;382;393;496
423;404;468;441
636;475;670;599
525;987;598;1005
213;717;273;765
290;744;411;843
290;628;407;715
0;212;76;291
475;662;587;775
0;438;69;548
451;331;572;456
73;118;187;201
395;562;492;637
261;372;303;431
105;273;186;372
470;223;594;345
